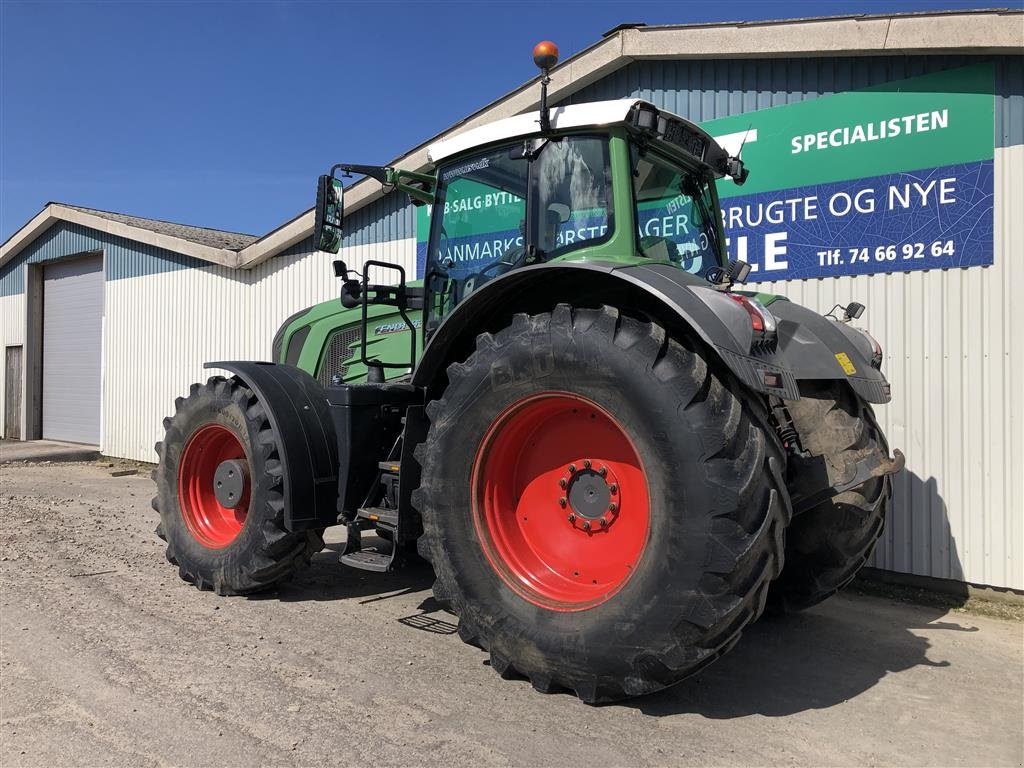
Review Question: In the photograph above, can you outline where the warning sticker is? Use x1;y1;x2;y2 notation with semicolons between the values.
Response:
834;352;857;376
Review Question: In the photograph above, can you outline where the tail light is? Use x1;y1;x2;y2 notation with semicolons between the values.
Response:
856;328;883;369
727;294;778;347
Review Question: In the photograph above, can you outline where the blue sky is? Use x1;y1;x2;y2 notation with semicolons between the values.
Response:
0;0;1004;241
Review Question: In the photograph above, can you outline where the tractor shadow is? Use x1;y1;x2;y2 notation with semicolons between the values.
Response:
268;535;436;604
267;471;975;719
627;587;973;718
627;467;972;718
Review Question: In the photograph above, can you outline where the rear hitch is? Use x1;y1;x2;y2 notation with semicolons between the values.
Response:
792;449;905;516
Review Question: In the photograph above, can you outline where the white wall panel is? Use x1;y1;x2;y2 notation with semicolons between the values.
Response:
756;144;1023;590
101;236;415;463
1;291;26;439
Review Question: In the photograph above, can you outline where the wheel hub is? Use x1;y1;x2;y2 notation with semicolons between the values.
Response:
177;424;251;549
213;459;249;509
560;460;620;532
471;392;649;610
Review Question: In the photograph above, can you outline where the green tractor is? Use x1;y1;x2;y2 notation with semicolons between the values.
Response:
154;43;903;703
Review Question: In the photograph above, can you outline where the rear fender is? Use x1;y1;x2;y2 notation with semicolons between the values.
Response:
412;261;890;404
206;361;339;531
413;261;797;400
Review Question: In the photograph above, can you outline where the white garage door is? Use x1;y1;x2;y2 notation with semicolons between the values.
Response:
43;256;103;444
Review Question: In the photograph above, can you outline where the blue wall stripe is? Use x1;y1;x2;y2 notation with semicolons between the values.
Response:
0;223;318;298
341;189;415;248
0;221;206;296
567;55;1023;149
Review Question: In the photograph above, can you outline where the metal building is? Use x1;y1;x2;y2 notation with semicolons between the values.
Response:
1;9;1021;591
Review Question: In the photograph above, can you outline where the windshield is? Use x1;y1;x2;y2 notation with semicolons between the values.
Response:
425;136;612;329
632;149;724;278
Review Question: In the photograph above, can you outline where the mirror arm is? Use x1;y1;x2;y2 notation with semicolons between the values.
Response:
389;167;434;185
329;163;390;184
396;181;435;205
388;168;436;205
326;164;436;204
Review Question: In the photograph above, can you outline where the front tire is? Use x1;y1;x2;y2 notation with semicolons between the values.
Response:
414;306;791;703
769;382;892;612
153;376;323;595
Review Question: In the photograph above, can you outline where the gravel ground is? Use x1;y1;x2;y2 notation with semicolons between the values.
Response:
1;459;1022;767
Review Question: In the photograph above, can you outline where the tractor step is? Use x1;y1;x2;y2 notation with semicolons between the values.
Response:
356;506;399;527
339;548;392;572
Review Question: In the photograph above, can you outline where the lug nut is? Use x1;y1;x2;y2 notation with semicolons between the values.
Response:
598;467;607;477
609;503;618;512
583;459;591;469
568;464;576;474
558;497;567;508
600;518;608;527
582;521;591;531
609;484;618;494
559;478;567;489
567;513;576;522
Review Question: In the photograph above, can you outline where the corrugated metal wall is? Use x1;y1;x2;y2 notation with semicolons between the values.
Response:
754;144;1022;590
0;224;414;457
102;233;415;461
568;54;1024;590
342;190;416;247
567;55;1022;150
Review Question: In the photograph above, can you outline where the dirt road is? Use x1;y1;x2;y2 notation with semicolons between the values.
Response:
1;459;1021;767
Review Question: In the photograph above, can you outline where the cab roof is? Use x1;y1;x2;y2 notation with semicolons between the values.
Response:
425;99;726;167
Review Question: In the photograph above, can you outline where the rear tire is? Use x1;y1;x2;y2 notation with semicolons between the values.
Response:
769;382;891;612
152;376;323;595
414;305;791;703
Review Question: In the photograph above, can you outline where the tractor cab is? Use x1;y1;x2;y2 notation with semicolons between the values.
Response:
418;99;746;335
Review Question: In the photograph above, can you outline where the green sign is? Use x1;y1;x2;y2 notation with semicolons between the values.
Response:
704;63;994;198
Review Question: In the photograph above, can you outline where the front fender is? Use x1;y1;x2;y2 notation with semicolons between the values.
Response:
205;361;339;531
768;300;891;403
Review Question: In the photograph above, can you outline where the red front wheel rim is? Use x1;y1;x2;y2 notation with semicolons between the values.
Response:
471;393;650;611
177;424;250;548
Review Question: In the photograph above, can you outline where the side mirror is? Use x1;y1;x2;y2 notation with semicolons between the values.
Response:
726;156;749;186
340;279;361;309
314;175;345;254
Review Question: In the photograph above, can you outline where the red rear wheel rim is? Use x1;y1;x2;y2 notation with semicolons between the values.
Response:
471;393;650;611
177;424;250;548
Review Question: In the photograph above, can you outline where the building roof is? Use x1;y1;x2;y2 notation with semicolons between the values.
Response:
2;8;1021;273
1;203;255;269
64;205;258;251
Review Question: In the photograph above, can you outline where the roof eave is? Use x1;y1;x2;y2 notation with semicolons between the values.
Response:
0;204;242;270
